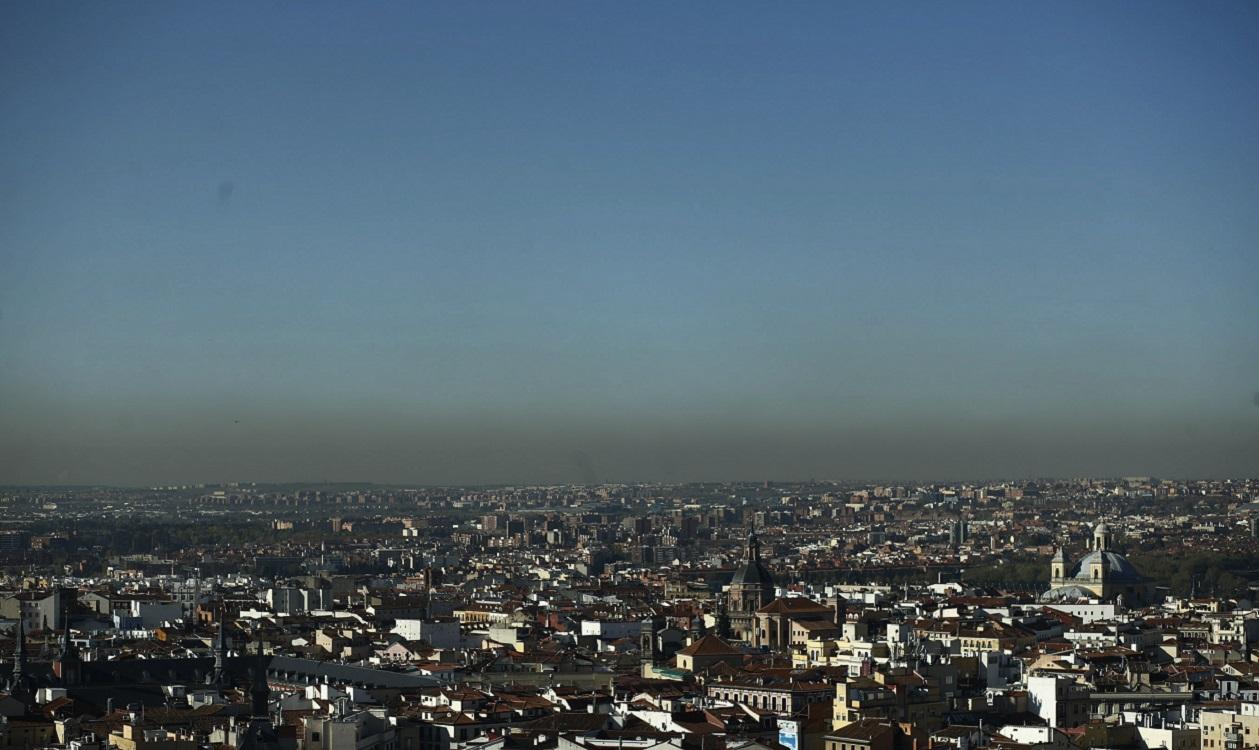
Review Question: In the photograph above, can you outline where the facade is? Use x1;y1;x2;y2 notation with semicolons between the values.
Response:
707;678;834;714
107;725;198;750
754;597;835;651
1200;705;1259;750
394;619;461;650
304;709;398;750
268;587;331;616
128;600;183;629
832;673;947;732
0;590;62;632
1026;675;1091;728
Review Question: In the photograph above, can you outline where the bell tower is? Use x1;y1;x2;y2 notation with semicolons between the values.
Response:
1093;524;1112;551
639;619;656;677
1050;547;1066;586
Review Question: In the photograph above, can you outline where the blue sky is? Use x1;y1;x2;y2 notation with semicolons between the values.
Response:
2;1;1257;484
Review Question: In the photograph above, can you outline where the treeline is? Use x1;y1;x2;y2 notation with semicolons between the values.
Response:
1126;549;1259;598
963;550;1259;599
963;556;1049;589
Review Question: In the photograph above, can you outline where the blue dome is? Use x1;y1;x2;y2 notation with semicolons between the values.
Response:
1070;550;1145;583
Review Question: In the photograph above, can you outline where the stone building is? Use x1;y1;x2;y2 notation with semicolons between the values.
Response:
1040;523;1154;606
727;532;775;643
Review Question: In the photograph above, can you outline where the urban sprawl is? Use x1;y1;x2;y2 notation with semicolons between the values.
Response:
2;478;1259;750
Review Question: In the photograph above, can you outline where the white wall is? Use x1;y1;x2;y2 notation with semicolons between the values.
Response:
394;619;460;649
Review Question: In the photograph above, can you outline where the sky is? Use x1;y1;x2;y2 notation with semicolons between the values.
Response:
2;1;1257;486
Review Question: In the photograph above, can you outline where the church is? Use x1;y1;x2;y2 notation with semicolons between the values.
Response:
726;531;775;643
1040;523;1154;606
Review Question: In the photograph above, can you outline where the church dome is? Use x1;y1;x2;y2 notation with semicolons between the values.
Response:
1070;550;1145;583
730;532;774;591
731;558;774;589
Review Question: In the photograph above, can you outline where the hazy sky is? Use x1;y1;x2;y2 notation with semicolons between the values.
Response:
2;2;1257;486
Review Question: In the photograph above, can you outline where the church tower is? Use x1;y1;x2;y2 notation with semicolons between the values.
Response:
55;603;81;686
1089;552;1105;583
1093;523;1112;551
210;619;229;687
250;639;270;718
13;616;26;685
726;530;775;642
234;639;282;750
728;532;774;613
8;616;32;702
639;619;656;677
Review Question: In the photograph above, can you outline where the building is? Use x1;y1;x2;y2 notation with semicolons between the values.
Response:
1199;703;1259;750
394;618;461;650
1040;524;1154;606
708;676;834;715
832;671;947;732
1026;675;1091;728
824;720;896;750
728;532;775;643
754;597;835;651
0;590;62;632
304;707;397;750
673;634;743;674
107;724;198;750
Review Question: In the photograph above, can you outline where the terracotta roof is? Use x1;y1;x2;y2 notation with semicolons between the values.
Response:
677;634;741;657
757;597;832;615
827;720;896;743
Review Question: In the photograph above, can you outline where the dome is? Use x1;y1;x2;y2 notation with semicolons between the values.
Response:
730;558;774;589
730;531;774;591
1070;550;1145;583
1039;585;1098;603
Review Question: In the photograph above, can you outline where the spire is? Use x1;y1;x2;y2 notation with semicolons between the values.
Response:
55;601;82;687
425;566;434;620
61;602;78;661
1051;547;1066;562
250;638;269;718
211;617;228;687
746;531;761;562
13;616;26;685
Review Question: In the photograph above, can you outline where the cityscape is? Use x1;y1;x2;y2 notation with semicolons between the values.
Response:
1;479;1259;750
3;2;1258;750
